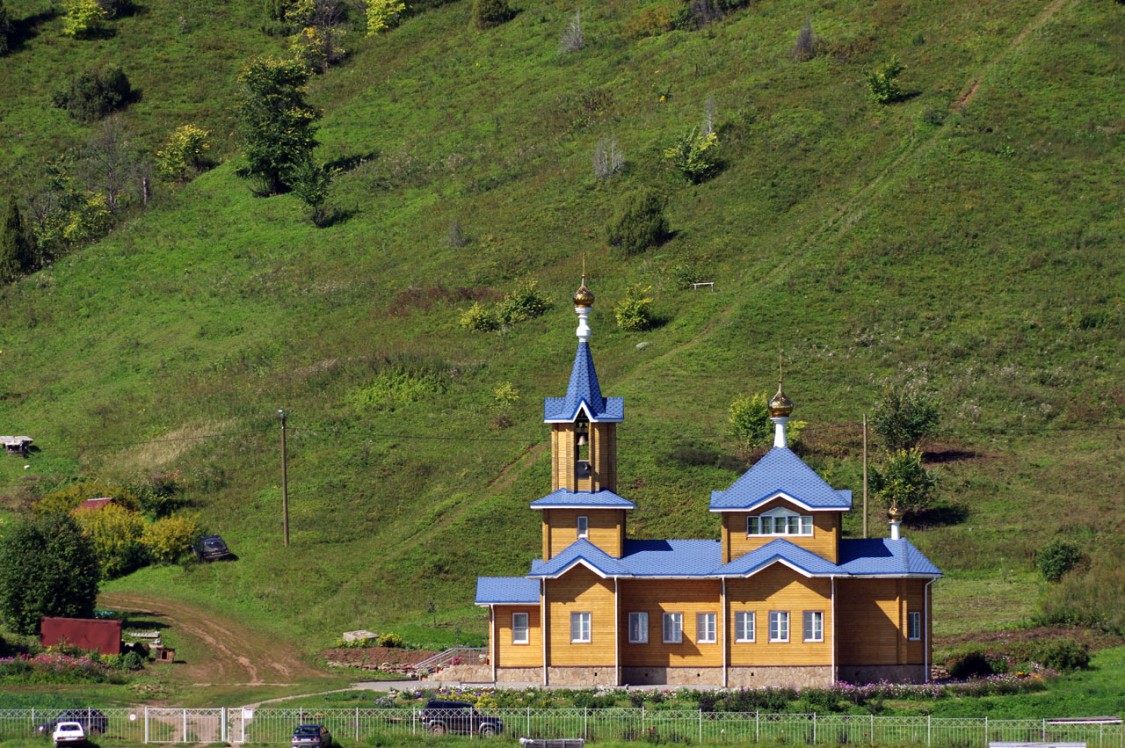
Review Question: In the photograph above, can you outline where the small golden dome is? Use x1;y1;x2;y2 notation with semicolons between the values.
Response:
574;275;595;307
767;382;794;417
887;504;904;521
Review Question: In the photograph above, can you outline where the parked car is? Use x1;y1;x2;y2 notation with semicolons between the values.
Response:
192;534;234;561
291;723;333;748
36;709;107;737
51;721;86;745
420;700;504;736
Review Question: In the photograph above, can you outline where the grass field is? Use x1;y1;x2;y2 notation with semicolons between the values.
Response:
0;0;1120;702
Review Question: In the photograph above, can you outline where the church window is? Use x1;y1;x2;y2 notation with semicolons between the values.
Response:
769;611;789;642
908;611;922;640
512;612;529;644
571;612;591;643
662;612;683;643
577;515;588;538
735;611;755;642
697;612;717;643
628;612;648;643
747;508;813;536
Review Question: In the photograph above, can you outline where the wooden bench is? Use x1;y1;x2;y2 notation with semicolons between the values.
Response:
690;282;715;291
519;739;585;748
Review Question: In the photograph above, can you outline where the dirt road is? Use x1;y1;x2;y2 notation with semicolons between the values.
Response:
101;592;326;687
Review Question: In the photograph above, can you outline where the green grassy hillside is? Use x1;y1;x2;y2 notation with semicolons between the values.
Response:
0;0;1120;652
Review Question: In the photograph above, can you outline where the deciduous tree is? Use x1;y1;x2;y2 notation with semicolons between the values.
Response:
237;56;320;195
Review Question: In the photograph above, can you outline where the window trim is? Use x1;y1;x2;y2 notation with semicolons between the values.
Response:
570;611;591;643
747;508;814;537
768;610;789;643
908;611;922;641
628;611;648;644
734;610;756;643
577;515;589;539
662;612;684;644
803;610;824;642
696;612;717;644
512;612;529;645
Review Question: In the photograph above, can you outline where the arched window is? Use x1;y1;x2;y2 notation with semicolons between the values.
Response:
747;507;813;536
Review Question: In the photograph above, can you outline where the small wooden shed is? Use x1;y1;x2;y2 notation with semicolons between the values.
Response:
0;436;32;456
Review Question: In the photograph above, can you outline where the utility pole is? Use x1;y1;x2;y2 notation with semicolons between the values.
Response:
279;409;289;547
862;413;869;539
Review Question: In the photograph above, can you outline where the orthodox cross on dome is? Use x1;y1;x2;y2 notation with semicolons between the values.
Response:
574;269;594;342
768;353;794;448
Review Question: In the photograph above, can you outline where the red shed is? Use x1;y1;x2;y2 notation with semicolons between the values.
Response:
40;617;122;656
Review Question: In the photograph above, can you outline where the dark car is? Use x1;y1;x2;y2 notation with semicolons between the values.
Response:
35;709;108;737
420;700;504;736
192;534;234;561
291;723;333;748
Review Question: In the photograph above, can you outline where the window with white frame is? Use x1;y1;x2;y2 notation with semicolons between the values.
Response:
747;508;813;536
512;612;529;644
908;611;922;641
571;612;591;643
696;612;717;643
628;612;648;643
662;612;683;644
577;515;589;538
769;611;789;642
803;611;823;642
734;611;756;642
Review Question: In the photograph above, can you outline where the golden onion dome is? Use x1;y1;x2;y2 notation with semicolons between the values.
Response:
767;382;794;417
887;503;904;522
574;275;595;307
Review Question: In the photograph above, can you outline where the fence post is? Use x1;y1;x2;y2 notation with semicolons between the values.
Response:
145;706;149;744
870;714;873;746
585;707;589;740
984;716;988;747
813;713;817;744
755;711;759;743
182;709;188;743
699;709;703;743
642;704;645;735
527;707;531;736
927;714;931;747
356;707;360;742
221;707;227;743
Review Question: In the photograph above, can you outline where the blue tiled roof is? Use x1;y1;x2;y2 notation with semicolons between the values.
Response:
529;539;631;578
619;539;723;576
543;342;624;423
475;576;540;604
837;538;942;577
710;448;852;512
529;489;636;510
711;538;842;577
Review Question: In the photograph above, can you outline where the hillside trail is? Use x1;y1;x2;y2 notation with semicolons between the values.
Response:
100;592;324;688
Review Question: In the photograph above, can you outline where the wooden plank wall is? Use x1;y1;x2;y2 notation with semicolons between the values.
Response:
836;578;928;665
543;509;624;560
545;566;616;666
726;567;833;666
550;423;617;492
494;605;542;668
618;579;724;667
723;499;840;562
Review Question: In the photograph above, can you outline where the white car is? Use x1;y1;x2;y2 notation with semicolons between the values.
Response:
52;721;86;745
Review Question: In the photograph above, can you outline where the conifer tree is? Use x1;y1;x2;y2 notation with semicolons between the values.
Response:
0;198;34;283
237;56;320;195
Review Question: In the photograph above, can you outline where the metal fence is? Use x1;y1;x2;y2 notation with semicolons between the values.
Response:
0;707;1120;747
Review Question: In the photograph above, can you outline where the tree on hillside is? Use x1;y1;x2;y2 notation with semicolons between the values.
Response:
873;381;940;451
871;447;936;517
77;116;150;211
61;0;108;38
0;0;14;56
0;198;36;283
472;0;513;29
0;514;100;635
289;0;350;73
237;56;320;195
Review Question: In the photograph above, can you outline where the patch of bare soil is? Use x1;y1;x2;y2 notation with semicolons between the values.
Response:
320;647;438;673
936;625;1124;653
101;592;327;687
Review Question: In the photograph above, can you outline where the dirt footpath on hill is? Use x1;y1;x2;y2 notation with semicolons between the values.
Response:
101;592;326;687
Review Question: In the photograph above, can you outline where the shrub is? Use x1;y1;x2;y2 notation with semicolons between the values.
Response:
593;136;624;180
36;482;141;516
156;124;211;181
606;191;669;256
119;650;145;671
729;393;771;456
792;18;820;61
460;301;500;332
51;67;134;122
472;0;513;29
1037;539;1083;582
871;448;936;515
73;502;147;579
61;0;108;37
62;193;113;243
664;127;720;183
947;651;994;680
0;1;13;56
623;5;676;38
366;0;405;34
498;279;550;324
376;631;404;648
1034;639;1090;672
867;55;906;104
614;284;654;332
1036;552;1124;635
559;8;583;53
0;199;35;283
873;381;940;451
290;159;334;226
142;514;201;565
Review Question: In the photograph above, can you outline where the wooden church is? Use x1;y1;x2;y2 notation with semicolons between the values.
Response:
475;279;941;688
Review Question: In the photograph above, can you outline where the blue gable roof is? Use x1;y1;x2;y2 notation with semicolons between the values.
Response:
475;576;540;604
529;488;636;510
529;539;631;578
710;447;852;512
838;538;942;577
711;538;842;577
543;342;624;423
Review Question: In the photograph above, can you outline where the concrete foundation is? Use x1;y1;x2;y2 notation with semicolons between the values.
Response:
494;666;543;684
837;664;928;684
727;666;834;689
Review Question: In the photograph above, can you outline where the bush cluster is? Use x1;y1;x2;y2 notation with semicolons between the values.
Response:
51;67;134;122
472;0;513;29
460;279;551;332
664;128;721;183
867;56;906;104
1036;539;1082;582
0;1;13;56
606;191;669;256
613;284;654;332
